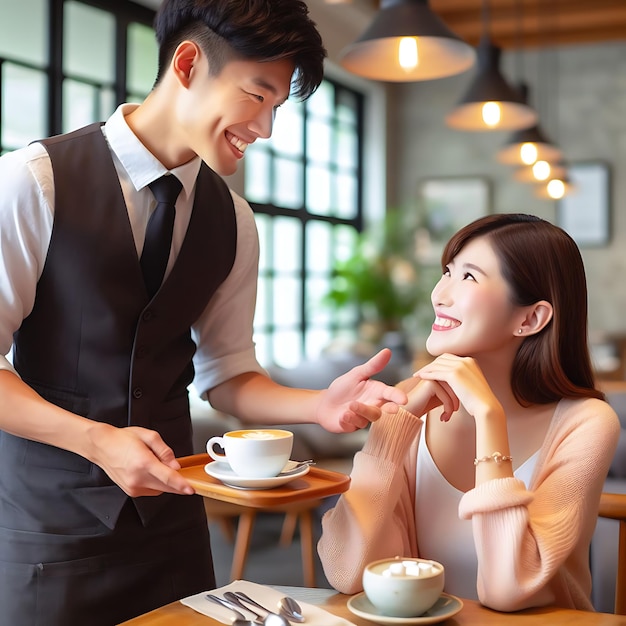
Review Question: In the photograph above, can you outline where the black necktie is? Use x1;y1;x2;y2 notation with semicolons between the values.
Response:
140;174;182;298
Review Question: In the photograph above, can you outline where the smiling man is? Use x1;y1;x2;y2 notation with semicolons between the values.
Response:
0;1;408;625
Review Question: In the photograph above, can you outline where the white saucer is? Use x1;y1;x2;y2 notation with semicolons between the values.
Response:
204;459;310;489
347;592;463;625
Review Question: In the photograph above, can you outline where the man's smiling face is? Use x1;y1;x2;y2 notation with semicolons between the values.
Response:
175;54;293;175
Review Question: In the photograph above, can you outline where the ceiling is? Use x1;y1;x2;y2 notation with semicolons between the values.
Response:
331;0;626;50
135;1;626;50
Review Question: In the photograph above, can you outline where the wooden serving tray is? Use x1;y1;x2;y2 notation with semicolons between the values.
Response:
177;453;350;508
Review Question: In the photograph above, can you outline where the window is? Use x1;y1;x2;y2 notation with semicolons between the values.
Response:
245;79;364;368
0;0;155;153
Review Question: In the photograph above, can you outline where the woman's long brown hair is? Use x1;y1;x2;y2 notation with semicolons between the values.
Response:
442;213;603;405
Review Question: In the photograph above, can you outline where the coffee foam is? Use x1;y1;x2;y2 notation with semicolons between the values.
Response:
228;429;290;440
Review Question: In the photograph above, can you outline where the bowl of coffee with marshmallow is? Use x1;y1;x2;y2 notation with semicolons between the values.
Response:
362;556;445;617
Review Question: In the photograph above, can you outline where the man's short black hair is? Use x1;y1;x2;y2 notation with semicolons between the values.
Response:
154;0;327;101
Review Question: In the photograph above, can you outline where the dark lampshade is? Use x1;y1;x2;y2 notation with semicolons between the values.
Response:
446;38;538;131
339;0;475;82
497;124;563;165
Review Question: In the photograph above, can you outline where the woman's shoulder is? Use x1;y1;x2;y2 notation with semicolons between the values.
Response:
554;396;620;435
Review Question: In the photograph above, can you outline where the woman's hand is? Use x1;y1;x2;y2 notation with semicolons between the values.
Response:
413;353;500;421
403;376;460;421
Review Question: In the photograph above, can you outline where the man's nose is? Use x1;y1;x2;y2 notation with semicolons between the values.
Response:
249;107;275;139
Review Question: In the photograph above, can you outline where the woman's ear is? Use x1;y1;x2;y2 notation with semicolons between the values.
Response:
517;300;553;337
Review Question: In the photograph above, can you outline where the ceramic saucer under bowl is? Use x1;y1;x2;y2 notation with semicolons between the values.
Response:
347;592;463;625
204;459;310;490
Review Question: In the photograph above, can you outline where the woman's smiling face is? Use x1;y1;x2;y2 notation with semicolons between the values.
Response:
425;236;521;358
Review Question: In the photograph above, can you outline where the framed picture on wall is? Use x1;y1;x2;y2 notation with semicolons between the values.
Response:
557;162;611;247
417;176;491;264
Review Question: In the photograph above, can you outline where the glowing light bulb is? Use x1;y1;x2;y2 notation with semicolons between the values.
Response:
482;102;501;127
398;37;418;71
520;142;538;165
547;179;565;199
532;160;551;181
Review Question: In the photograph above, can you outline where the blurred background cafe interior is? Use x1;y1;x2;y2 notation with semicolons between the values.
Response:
1;0;626;612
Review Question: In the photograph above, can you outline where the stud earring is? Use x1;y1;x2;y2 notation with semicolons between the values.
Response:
518;329;523;334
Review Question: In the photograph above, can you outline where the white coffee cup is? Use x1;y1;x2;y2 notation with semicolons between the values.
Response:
206;429;294;478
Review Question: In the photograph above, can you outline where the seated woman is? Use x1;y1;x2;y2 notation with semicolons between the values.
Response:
318;213;620;612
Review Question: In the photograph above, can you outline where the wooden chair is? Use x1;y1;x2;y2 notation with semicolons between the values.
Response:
203;497;322;587
598;492;626;614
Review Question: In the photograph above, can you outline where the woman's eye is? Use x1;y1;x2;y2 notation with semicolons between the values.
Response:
463;272;476;281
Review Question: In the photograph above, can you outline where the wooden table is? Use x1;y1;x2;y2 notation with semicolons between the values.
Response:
119;586;626;625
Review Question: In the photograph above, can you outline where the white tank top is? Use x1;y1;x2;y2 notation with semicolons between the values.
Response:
414;421;538;599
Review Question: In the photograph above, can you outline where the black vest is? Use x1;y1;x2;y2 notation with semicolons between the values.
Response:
4;123;237;529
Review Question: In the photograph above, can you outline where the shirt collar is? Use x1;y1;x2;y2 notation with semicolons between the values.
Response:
103;103;201;201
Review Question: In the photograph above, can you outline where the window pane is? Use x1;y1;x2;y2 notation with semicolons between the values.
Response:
273;276;300;326
273;217;301;271
64;1;115;84
245;149;272;203
306;166;331;215
306;276;331;324
63;80;115;132
305;327;332;359
253;331;270;367
273;158;303;208
336;125;358;168
0;0;47;65
273;330;302;368
127;22;158;96
306;220;332;272
271;99;303;157
307;117;332;163
334;224;359;262
335;171;358;219
306;80;334;119
2;64;47;147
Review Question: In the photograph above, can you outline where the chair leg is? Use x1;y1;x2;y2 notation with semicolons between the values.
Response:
298;509;316;587
279;512;298;546
616;520;626;615
230;510;256;581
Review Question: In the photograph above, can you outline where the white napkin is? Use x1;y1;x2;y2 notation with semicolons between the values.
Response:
180;580;356;625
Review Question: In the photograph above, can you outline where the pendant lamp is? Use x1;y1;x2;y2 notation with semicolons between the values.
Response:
445;36;538;131
496;86;562;165
513;160;567;184
497;124;562;165
535;175;575;200
338;0;475;82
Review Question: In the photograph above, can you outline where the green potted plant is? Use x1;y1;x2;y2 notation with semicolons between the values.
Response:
324;210;435;349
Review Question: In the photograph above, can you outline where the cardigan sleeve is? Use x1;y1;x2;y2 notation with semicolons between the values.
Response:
458;398;620;612
317;408;422;594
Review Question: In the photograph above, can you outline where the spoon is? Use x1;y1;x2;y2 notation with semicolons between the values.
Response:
234;591;305;623
278;595;306;623
205;594;260;625
279;460;315;476
224;591;290;626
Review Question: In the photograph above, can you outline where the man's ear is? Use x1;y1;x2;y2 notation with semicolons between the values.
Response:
171;40;201;88
517;300;553;337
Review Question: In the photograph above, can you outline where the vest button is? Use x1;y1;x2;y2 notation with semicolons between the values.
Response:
132;387;143;399
135;345;146;358
142;310;153;321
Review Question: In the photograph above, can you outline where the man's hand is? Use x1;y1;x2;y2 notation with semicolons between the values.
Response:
87;423;194;497
315;348;409;433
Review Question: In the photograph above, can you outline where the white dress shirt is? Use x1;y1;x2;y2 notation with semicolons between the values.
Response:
0;103;265;397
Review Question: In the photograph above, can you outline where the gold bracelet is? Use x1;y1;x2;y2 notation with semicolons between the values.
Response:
474;451;513;466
